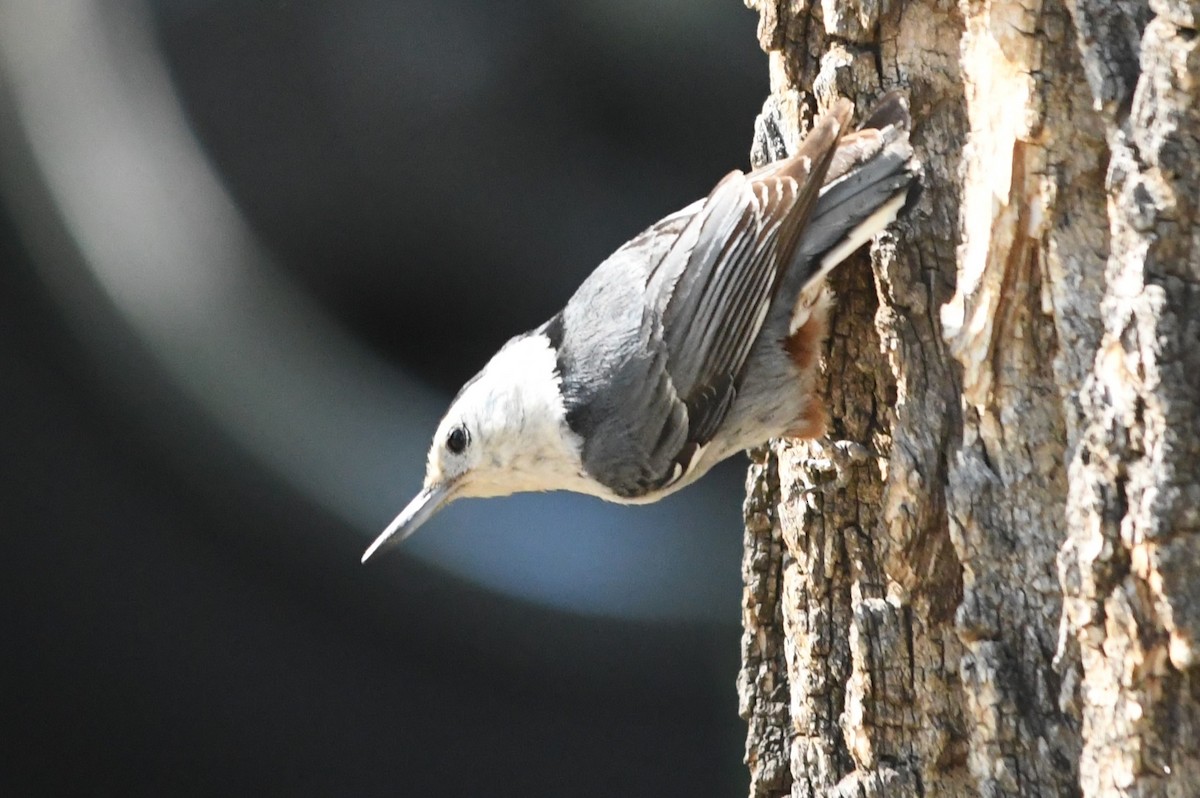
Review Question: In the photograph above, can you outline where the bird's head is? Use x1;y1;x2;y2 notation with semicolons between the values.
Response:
361;329;583;562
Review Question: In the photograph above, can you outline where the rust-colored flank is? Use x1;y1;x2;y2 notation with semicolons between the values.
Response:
782;310;829;439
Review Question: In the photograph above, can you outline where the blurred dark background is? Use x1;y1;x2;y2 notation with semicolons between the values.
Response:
0;1;767;794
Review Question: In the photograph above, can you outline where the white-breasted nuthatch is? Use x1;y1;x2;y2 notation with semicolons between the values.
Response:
362;93;920;563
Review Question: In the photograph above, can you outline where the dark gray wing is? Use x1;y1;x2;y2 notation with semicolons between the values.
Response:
643;100;853;478
553;100;853;497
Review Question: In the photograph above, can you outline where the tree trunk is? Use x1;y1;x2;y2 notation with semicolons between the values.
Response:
737;1;1200;796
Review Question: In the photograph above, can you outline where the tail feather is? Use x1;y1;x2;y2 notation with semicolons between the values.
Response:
859;89;911;132
788;92;922;284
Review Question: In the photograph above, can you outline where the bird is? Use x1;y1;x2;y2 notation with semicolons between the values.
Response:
362;92;921;563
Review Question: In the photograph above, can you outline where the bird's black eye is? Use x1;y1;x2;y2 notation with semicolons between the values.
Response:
445;425;470;455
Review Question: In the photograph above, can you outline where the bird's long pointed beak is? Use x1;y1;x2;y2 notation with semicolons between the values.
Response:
361;481;457;563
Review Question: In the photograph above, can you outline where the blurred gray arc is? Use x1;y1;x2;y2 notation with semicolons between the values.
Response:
0;0;742;621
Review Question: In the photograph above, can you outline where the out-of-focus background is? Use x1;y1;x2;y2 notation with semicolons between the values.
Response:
0;1;766;794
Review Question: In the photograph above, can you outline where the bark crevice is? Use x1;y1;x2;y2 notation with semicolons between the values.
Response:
739;0;1200;795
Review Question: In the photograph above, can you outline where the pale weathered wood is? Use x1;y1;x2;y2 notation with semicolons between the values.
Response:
738;1;1200;795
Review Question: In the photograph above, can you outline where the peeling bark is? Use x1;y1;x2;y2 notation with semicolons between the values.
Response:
738;1;1200;796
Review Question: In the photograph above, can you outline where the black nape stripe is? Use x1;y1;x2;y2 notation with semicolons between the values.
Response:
540;312;593;441
542;311;565;352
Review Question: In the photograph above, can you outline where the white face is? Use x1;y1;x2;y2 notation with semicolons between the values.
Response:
362;332;591;561
425;333;586;500
423;384;488;498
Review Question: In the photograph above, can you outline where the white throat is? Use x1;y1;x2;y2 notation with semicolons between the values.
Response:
461;333;598;499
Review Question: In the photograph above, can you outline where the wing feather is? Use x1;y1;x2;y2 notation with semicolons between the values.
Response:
555;98;889;498
644;99;853;478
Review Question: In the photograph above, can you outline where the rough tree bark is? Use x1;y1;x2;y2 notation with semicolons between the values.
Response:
737;1;1200;796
